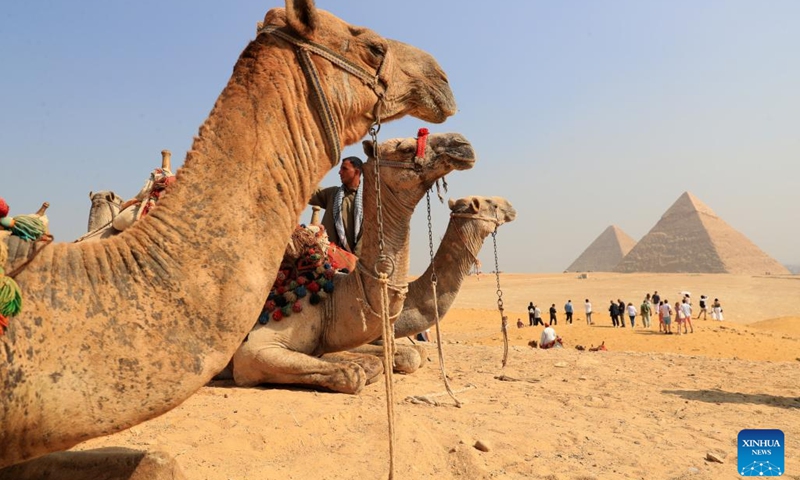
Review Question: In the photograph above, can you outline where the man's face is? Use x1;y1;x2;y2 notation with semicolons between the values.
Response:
339;160;360;187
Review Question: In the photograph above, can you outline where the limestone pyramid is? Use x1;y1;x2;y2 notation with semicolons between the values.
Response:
566;225;637;272
614;192;789;274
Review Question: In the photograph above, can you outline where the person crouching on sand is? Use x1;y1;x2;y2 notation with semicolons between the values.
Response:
539;323;562;349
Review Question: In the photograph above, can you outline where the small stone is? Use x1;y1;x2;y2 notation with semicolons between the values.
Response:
554;362;568;368
705;452;724;463
474;440;491;452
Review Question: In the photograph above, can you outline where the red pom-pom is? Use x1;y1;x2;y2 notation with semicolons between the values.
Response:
265;300;276;312
272;310;283;321
0;198;9;218
292;301;303;313
296;276;307;285
307;281;320;293
276;286;287;295
417;127;429;138
324;269;336;279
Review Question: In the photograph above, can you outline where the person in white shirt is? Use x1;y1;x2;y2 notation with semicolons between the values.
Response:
680;299;693;334
584;299;593;325
539;323;561;349
660;300;673;334
533;305;544;326
626;303;637;328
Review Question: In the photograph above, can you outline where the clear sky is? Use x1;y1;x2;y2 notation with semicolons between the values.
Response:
2;1;798;274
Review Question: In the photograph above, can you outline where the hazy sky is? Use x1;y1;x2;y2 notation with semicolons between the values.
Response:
2;1;798;273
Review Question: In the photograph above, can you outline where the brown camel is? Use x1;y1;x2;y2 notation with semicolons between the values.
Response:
352;196;516;372
0;0;456;468
232;132;476;393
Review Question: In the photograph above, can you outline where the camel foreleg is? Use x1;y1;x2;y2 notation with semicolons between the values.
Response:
232;347;368;394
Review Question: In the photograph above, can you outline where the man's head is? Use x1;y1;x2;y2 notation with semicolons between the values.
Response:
339;156;363;189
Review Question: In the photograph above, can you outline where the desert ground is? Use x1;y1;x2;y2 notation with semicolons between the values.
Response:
17;273;800;479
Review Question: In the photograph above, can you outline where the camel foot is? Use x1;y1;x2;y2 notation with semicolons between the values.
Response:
321;352;383;386
392;344;426;374
0;447;186;480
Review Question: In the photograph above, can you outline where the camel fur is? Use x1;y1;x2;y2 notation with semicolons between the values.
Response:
0;0;456;468
231;132;476;394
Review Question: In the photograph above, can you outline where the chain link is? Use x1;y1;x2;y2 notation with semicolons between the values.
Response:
369;104;387;272
492;228;504;312
426;191;438;286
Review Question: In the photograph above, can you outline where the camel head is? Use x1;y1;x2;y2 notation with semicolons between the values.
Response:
86;190;123;233
448;196;517;230
361;133;475;200
260;0;457;147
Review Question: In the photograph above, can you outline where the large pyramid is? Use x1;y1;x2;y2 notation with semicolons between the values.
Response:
614;192;789;274
566;225;637;272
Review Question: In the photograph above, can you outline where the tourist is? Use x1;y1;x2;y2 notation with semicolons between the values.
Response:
585;299;593;325
640;297;652;328
609;300;620;328
549;304;558;325
539;323;562;349
308;156;364;254
696;295;708;320
712;298;724;321
657;301;665;332
675;301;685;335
516;318;525;329
652;291;661;311
533;304;544;326
564;300;574;324
626;302;637;328
618;299;627;327
660;299;672;334
681;298;694;333
528;301;535;327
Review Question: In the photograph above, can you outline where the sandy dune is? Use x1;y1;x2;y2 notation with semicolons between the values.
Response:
21;274;800;479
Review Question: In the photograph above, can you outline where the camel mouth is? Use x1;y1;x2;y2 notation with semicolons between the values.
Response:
442;140;476;171
504;207;518;223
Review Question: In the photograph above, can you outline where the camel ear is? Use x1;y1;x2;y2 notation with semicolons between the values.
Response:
470;197;481;213
285;0;318;39
447;198;456;210
89;191;93;199
362;139;374;156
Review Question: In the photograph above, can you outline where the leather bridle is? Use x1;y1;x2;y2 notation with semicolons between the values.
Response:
258;24;388;167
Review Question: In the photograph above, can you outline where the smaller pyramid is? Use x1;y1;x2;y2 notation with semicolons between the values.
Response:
566;225;637;272
615;192;789;274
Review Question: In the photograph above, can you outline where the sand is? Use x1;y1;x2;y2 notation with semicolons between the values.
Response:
62;273;800;478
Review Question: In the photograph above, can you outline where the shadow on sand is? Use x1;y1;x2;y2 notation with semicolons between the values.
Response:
662;389;800;410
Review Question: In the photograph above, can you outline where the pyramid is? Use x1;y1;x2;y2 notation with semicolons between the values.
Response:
614;192;789;274
566;225;637;272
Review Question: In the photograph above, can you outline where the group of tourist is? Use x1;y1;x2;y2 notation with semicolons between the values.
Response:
519;291;726;347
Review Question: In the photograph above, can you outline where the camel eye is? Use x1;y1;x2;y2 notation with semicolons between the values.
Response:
368;43;385;58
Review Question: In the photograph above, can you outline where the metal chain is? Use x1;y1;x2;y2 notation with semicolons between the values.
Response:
491;209;509;367
426;190;462;406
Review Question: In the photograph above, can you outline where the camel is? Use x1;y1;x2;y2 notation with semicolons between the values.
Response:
352;196;516;372
73;191;123;243
231;132;476;394
0;0;456;468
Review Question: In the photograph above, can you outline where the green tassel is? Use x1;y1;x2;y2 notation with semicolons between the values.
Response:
0;275;22;317
9;215;46;241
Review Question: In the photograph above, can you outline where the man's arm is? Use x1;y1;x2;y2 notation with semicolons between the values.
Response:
308;186;335;208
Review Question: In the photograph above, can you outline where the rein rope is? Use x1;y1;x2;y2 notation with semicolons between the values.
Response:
259;25;387;168
259;23;396;478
